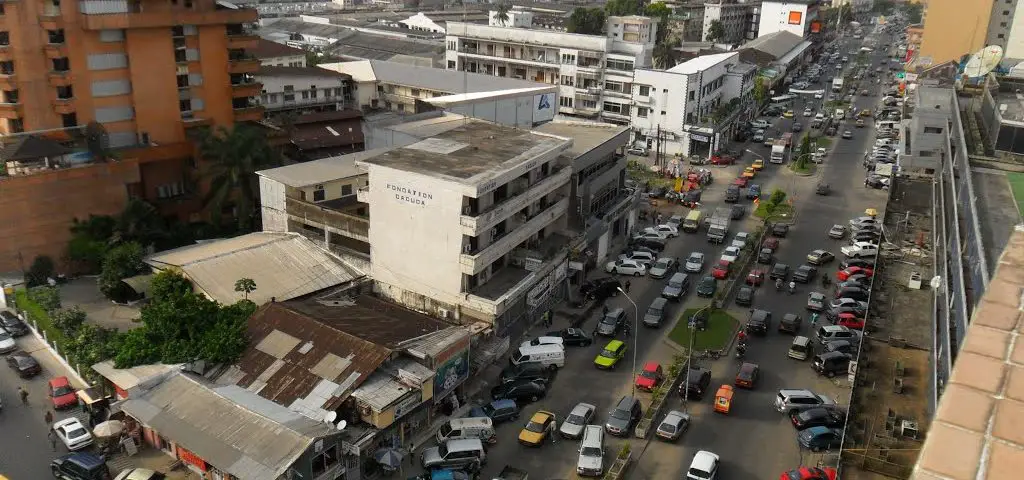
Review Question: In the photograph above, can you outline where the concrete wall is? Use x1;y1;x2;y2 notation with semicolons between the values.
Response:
259;176;288;232
630;69;691;153
257;72;351;110
758;2;811;38
919;0;994;67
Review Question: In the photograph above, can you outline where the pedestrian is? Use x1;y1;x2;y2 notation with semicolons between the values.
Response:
548;420;558;444
44;410;53;425
18;386;28;405
624;280;631;293
48;429;57;452
811;312;821;326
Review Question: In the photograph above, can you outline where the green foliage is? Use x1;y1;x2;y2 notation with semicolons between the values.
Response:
68;215;117;273
653;39;680;69
234;278;257;300
567;7;606;35
604;0;644;16
150;270;194;302
113;271;253;368
26;255;55;287
645;2;671;43
822;4;853;29
768;189;787;207
901;3;923;24
98;242;145;300
16;289;66;347
706;20;726;42
64;324;121;381
753;77;768;104
52;307;87;338
28;285;61;313
199;124;281;231
494;2;511;26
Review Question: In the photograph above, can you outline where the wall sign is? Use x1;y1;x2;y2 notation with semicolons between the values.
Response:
788;11;803;25
433;349;470;404
386;183;432;206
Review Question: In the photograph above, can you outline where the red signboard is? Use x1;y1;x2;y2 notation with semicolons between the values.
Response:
176;446;209;472
810;21;822;34
788;11;803;25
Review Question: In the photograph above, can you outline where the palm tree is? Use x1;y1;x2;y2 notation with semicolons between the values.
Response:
653;40;680;69
495;2;512;26
199;124;280;231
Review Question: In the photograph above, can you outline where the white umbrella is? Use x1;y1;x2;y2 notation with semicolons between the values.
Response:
93;420;124;438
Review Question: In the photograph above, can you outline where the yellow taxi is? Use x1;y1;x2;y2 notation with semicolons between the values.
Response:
519;410;556;446
742;166;756;179
782;110;795;118
752;158;765;171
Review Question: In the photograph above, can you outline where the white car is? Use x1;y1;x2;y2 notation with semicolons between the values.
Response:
814;92;824;99
560;402;596;439
0;327;16;354
686;450;720;480
521;336;564;349
633;230;667;241
684;252;705;273
721;246;741;264
841;242;879;258
53;417;94;451
647;224;679;238
751;120;770;129
619;251;656;266
606;259;647;276
731;232;750;250
803;109;813;117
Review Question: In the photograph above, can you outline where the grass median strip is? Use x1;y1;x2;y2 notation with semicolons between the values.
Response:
668;308;738;351
1007;172;1024;216
14;289;67;347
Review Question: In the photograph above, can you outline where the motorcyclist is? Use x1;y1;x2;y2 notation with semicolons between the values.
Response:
737;330;747;345
789;281;797;294
775;278;783;291
735;342;747;358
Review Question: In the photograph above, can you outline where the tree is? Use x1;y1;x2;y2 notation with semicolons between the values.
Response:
797;134;812;170
98;242;145;301
753;77;768;104
706;20;726;43
28;285;61;313
653;39;680;69
645;2;672;44
68;215;117;273
199;125;280;231
52;307;88;338
605;0;644;16
150;270;194;302
902;4;923;24
113;199;168;248
567;7;606;35
234;278;257;300
26;255;55;287
84;121;112;163
494;2;512;26
768;189;787;207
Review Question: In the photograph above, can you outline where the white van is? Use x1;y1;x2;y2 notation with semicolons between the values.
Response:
510;344;565;370
436;418;496;444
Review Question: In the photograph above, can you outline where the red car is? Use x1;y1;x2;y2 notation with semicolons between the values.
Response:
635;362;664;391
711;153;736;165
837;266;875;281
48;376;78;410
732;177;749;187
780;467;838;480
835;312;866;330
746;269;765;286
712;260;731;279
762;237;780;251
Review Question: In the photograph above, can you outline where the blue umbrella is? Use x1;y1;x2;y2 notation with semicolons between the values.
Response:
374;447;404;469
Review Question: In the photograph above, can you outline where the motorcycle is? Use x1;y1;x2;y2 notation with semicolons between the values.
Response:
788;282;797;294
775;279;783;291
735;342;747;359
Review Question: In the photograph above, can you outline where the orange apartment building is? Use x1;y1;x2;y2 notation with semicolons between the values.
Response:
0;0;263;273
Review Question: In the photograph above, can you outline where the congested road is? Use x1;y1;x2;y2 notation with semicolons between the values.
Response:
461;28;896;480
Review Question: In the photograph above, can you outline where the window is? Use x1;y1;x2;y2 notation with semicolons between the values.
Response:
688;91;695;100
313;186;325;202
999;33;1006;39
448;60;456;69
342;184;353;196
8;118;23;133
56;86;73;99
0;61;13;75
636;107;648;118
310;89;317;99
1002;22;1009;27
179;99;192;113
2;89;17;103
0;32;8;46
52;57;70;72
61;113;77;128
924;126;943;134
605;59;634;71
559;96;573;107
411;88;421;97
638;85;650;96
301;91;309;99
561;75;574;86
324;88;332;97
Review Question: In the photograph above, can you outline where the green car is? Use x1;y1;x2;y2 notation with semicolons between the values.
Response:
595;340;627;369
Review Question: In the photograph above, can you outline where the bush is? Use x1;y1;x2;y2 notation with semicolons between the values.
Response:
26;255;56;287
27;285;61;313
768;189;787;207
52;307;87;338
98;242;145;300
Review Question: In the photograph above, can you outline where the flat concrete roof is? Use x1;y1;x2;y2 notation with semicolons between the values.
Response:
359;116;568;182
257;149;385;188
532;120;629;156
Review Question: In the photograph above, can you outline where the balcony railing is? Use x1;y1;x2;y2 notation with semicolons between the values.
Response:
228;58;260;74
286;196;369;242
78;2;258;30
459;196;568;275
263;95;353;111
459;165;570;235
457;47;559;66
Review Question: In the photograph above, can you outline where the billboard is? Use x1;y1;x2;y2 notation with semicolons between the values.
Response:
788;11;803;25
534;93;556;123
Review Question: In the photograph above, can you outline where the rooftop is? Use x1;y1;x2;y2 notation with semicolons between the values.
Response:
357;115;570;183
994;90;1024;123
668;51;738;74
256;65;351;79
532;120;629;156
249;38;307;59
144;232;363;305
319;59;549;93
741;30;805;59
121;371;338;480
91;361;180;391
257;149;383;187
214;295;459;415
911;224;1024;480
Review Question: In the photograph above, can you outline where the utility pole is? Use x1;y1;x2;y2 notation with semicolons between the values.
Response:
656;124;662;168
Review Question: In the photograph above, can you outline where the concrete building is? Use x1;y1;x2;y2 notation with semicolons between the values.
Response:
444;16;657;123
256;66;354;115
251;38;308;67
0;0;263;272
987;0;1024;60
630;52;758;158
702;1;761;43
737;30;812;84
917;0;994;67
758;0;822;38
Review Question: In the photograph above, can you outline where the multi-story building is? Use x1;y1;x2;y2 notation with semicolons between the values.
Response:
256;66;354;116
0;0;262;272
703;1;761;43
444;16;657;124
630;52;758;158
758;0;822;38
986;0;1024;60
250;38;307;67
917;0;993;67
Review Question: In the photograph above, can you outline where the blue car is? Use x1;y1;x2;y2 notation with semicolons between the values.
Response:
747;184;762;200
466;399;520;424
798;426;844;451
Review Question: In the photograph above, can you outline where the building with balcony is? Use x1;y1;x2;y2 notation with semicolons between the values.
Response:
251;38;307;67
444;15;657;124
702;1;762;44
757;0;822;38
631;52;758;158
356;114;574;333
0;0;264;270
256;66;354;117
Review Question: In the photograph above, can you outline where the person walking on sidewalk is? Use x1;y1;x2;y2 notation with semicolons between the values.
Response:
48;429;57;452
602;304;609;316
44;410;54;426
18;386;28;405
624;280;631;293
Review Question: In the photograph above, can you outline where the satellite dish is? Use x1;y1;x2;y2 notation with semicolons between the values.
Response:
962;45;1004;78
337;420;348;431
930;276;942;289
324;412;337;424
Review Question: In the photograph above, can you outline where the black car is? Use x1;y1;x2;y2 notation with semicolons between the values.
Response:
853;231;880;243
779;313;802;334
730;204;746;220
696;276;717;297
794;265;818;283
545;327;593;347
679;367;712;400
580;277;622;302
791;407;845;430
0;310;28;337
51;452;111;480
499;363;552;384
725;185;741;203
736;286;755;307
490;378;547;403
822;339;860;356
792;122;803;132
681;189;702;207
746;309;772;335
757;248;774;264
815;183;830;196
840;258;876;270
770;263;791;281
630;237;667;251
771;223;790;237
833;286;870;301
5;350;41;378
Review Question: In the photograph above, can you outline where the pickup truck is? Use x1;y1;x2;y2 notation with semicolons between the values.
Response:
706;207;732;243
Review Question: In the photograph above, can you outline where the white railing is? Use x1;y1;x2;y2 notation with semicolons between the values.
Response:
459;166;570;235
78;0;130;14
460;197;568;274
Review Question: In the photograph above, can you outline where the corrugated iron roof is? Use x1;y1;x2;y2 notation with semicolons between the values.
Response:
741;31;805;60
145;232;363;305
120;371;337;480
216;296;456;417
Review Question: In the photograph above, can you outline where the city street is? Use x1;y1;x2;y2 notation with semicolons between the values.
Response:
470;34;892;480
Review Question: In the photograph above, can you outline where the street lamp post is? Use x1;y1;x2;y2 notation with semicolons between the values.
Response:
617;287;639;396
682;303;712;411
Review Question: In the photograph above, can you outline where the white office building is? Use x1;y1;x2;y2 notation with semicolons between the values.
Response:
631;52;758;158
444;16;657;124
703;1;762;43
758;0;822;38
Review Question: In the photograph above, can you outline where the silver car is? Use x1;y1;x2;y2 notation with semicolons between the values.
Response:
560;402;596;439
684;252;705;273
655;410;690;441
648;257;678;279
